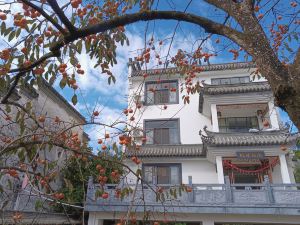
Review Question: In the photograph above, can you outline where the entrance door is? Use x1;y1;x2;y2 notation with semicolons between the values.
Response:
234;173;259;184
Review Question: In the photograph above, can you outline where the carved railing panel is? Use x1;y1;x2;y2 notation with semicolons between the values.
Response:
273;190;300;204
194;190;226;204
232;190;267;204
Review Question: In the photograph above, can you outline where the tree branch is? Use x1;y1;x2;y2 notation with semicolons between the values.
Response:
290;47;300;78
77;11;246;47
20;0;66;34
2;51;58;103
46;0;77;33
243;0;256;10
1;71;24;104
203;0;238;14
8;51;58;74
293;47;300;71
4;101;43;129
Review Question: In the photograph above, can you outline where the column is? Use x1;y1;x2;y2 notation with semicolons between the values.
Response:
268;101;279;129
211;104;219;132
88;213;104;225
279;154;291;184
216;156;224;184
202;219;215;225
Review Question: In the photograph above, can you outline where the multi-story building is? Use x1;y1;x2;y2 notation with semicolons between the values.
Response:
86;62;300;225
0;79;87;224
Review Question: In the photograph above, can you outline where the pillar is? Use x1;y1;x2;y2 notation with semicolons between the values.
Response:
88;213;103;225
268;101;279;129
216;156;224;184
202;219;215;225
279;154;291;184
211;104;219;132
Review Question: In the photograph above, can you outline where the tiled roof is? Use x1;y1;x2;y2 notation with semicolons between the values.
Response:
125;144;205;158
202;82;271;95
200;128;290;146
130;62;255;77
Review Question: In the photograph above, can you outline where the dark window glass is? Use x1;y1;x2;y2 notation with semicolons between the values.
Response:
218;116;259;132
145;120;179;145
145;81;178;105
211;76;250;85
143;164;181;185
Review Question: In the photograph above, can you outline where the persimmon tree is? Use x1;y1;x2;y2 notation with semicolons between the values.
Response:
0;0;299;125
0;0;299;223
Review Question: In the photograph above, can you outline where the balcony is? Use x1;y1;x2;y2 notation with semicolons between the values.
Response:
85;177;300;216
199;82;273;118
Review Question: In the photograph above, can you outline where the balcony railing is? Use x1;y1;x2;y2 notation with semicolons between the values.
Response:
85;176;300;216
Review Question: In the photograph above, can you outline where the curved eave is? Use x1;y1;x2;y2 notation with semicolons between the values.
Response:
201;129;292;147
125;144;205;158
202;81;271;95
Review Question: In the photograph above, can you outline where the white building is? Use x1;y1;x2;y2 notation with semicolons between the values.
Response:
86;62;300;225
0;79;87;224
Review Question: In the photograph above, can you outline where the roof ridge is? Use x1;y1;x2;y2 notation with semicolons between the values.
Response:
130;61;256;77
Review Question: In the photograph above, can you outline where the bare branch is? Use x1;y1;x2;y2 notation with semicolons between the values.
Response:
46;0;77;33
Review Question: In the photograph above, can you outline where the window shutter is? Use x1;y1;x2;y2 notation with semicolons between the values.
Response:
154;128;169;144
169;91;177;103
145;130;154;144
157;167;170;184
170;166;180;184
146;83;155;104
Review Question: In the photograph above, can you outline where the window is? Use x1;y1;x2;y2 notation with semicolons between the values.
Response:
145;80;178;105
218;116;258;132
143;164;181;185
144;119;180;145
211;76;250;85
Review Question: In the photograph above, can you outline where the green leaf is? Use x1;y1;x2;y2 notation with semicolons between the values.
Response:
71;94;77;105
49;75;56;85
5;104;11;113
1;22;6;35
108;75;116;85
35;200;43;211
85;40;91;52
4;27;13;36
293;33;299;41
59;78;67;89
15;28;21;38
8;30;15;41
76;40;83;54
284;42;293;52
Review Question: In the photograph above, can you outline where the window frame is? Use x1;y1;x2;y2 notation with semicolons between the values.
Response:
143;118;181;145
211;76;250;85
144;80;179;105
218;116;259;133
142;163;182;185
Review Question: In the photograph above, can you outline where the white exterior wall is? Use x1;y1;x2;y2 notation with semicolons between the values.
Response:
127;67;288;185
128;68;278;145
129;78;211;145
0;86;86;191
125;158;218;185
